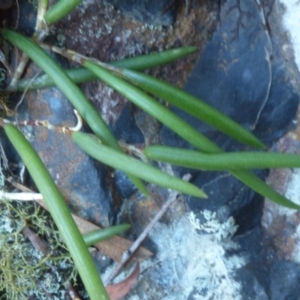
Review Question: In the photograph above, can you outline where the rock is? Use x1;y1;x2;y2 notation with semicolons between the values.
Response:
270;261;300;300
0;0;13;10
104;0;178;26
14;0;36;36
156;0;300;298
112;104;145;198
15;84;114;228
4;0;300;298
160;0;299;226
112;104;144;144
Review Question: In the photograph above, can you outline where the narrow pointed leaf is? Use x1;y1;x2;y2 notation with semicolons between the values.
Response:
114;69;265;149
83;60;299;209
45;0;81;24
112;46;197;71
72;132;207;198
144;146;300;170
144;146;300;209
9;47;197;91
84;61;221;154
83;224;131;246
232;169;300;209
4;123;109;300
2;29;147;195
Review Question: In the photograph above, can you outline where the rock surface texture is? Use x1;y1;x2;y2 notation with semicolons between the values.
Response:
156;1;300;299
104;0;178;26
2;0;300;299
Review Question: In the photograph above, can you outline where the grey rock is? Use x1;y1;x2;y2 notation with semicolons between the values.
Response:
270;261;300;300
104;0;178;26
158;0;300;299
16;86;114;227
160;0;298;225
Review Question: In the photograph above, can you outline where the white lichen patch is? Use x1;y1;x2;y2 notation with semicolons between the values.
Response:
280;0;300;71
118;213;244;300
189;210;239;241
281;169;300;216
276;169;300;262
263;168;300;262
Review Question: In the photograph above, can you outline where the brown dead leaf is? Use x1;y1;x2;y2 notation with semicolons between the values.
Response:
72;214;153;262
8;179;153;262
22;226;48;255
106;261;140;300
33;199;152;262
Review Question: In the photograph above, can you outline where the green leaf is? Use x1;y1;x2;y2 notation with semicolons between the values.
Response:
8;47;197;91
83;224;131;246
4;124;109;300
83;60;299;209
72;132;207;198
45;0;81;24
2;29;147;196
112;46;197;70
144;146;300;170
144;145;300;210
84;61;221;154
232;169;300;209
114;68;265;149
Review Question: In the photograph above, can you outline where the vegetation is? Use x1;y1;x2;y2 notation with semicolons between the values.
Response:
1;0;300;299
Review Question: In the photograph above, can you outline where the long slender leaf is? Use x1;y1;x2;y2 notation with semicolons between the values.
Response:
111;46;197;71
2;29;147;195
7;47;197;92
112;68;265;149
82;61;299;209
84;61;221;154
72;132;207;198
83;224;131;246
144;146;300;170
4;123;109;300
144;146;300;209
45;0;81;24
231;169;300;209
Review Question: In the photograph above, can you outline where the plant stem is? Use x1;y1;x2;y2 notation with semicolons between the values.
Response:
5;47;197;92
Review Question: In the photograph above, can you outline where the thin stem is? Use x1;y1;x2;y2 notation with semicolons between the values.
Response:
9;0;48;88
0;191;43;201
108;175;191;283
5;46;196;92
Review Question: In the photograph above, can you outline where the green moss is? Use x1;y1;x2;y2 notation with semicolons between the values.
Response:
0;200;78;299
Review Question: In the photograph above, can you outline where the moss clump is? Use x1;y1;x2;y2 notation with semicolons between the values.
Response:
0;199;78;299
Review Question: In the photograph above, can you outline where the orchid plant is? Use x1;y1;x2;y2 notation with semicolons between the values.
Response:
1;0;300;299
